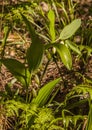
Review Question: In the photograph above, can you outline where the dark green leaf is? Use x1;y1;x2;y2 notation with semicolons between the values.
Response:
0;58;31;87
21;14;44;73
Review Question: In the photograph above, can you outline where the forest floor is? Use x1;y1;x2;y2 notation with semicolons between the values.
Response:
0;0;92;95
0;1;92;130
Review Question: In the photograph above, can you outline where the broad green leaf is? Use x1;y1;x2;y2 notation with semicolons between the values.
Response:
65;40;81;55
48;9;55;42
32;78;61;107
60;19;81;40
21;14;44;73
0;58;31;87
54;43;72;70
86;104;92;130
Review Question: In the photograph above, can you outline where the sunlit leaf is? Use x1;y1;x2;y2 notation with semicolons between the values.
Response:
32;78;61;107
21;14;44;73
54;43;72;70
0;58;31;87
48;9;56;42
65;40;81;55
60;19;81;40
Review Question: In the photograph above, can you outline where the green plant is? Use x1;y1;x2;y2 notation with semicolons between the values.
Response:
0;78;61;129
46;16;81;70
0;1;92;130
54;78;92;130
0;5;82;129
19;1;82;71
1;1;82;72
0;11;81;96
2;80;92;130
0;7;62;129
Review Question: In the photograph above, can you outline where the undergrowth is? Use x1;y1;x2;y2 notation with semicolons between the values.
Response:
0;0;92;130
